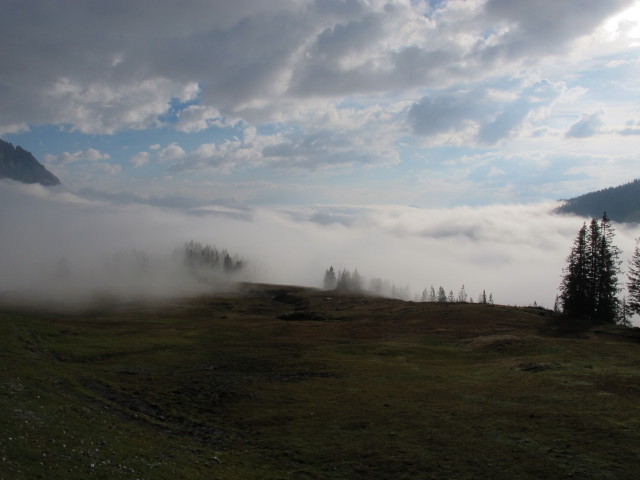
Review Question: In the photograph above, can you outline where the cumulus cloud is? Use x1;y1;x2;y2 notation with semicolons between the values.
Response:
41;148;119;180
164;135;263;174
0;0;636;207
483;0;632;58
46;77;195;134
408;79;564;145
157;143;187;162
175;105;226;133
52;148;111;164
0;0;631;136
618;119;640;136
566;110;606;138
131;152;150;168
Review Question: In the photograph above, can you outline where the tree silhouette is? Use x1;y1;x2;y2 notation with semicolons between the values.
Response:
560;213;621;322
560;223;589;317
627;239;640;316
457;285;468;303
479;290;487;304
437;286;447;303
323;266;337;290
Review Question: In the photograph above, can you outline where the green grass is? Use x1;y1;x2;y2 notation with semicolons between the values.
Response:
2;285;640;479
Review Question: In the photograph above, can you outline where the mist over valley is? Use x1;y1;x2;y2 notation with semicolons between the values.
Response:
2;178;638;311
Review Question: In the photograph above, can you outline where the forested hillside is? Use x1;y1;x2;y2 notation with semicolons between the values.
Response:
555;179;640;223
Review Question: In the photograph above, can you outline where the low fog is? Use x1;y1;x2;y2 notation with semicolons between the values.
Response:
1;180;638;310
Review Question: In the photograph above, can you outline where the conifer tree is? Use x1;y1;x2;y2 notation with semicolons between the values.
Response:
479;290;487;304
627;238;640;316
429;286;437;302
369;277;383;295
437;286;447;302
560;214;621;322
594;213;621;322
323;266;337;290
458;285;468;303
336;269;352;290
618;297;631;327
351;269;362;291
560;223;589;317
553;295;561;314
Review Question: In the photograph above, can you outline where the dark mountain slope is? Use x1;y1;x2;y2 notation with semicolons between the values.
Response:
555;179;640;223
0;139;61;186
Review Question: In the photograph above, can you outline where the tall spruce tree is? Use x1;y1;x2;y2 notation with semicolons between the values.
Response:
560;213;621;322
560;223;589;317
323;266;337;290
594;213;621;322
627;239;640;316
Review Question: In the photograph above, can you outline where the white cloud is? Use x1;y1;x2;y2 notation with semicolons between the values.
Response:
49;148;111;164
95;163;122;176
131;152;150;168
158;143;187;162
408;79;564;146
3;182;638;309
45;77;187;134
0;0;632;135
42;148;119;182
175;105;225;133
0;0;637;206
566;110;606;138
166;131;277;174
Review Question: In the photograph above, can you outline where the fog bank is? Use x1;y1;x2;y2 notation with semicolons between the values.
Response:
1;180;638;309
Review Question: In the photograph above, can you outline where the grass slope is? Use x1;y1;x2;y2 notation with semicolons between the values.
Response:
2;284;640;479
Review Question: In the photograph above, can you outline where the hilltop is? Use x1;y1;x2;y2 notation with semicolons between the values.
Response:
2;283;640;479
555;179;640;223
0;139;61;186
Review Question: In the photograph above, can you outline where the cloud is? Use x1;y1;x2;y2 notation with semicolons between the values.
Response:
261;130;398;170
2;180;638;309
95;163;122;176
174;105;226;133
0;0;636;207
483;0;632;58
566;110;605;138
157;143;187;162
131;152;150;168
76;186;250;215
0;0;631;135
408;91;481;138
46;77;195;134
618;119;640;136
165;137;261;174
408;79;564;145
42;148;118;179
49;148;111;165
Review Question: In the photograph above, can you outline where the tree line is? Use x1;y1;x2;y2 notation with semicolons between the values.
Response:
181;240;244;273
419;285;494;304
323;266;494;304
558;212;640;325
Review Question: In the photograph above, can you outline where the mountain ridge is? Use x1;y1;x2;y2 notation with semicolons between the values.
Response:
0;139;61;186
555;179;640;223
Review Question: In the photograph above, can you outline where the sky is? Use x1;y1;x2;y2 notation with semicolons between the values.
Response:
1;0;640;307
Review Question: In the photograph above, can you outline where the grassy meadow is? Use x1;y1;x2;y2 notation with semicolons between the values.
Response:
1;284;640;479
